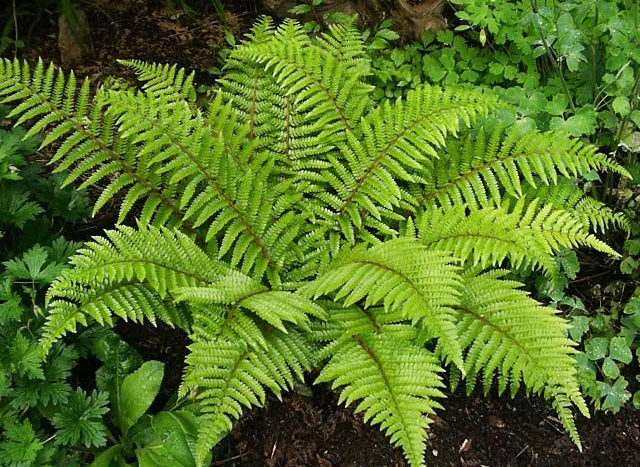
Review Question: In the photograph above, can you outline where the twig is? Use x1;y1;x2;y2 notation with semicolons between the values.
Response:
12;0;18;57
569;270;614;284
515;444;529;459
213;452;250;465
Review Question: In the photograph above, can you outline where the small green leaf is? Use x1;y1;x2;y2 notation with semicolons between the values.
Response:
135;411;201;467
612;96;631;116
620;256;640;275
633;391;640;409
602;357;620;379
569;316;590;342
609;336;633;364
89;445;122;467
546;94;568;116
550;107;597;136
585;337;609;360
376;29;400;41
598;377;630;412
117;360;164;436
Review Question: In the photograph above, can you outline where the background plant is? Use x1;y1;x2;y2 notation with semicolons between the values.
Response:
368;0;639;155
0;114;105;466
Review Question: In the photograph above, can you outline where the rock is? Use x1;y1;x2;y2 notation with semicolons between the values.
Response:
58;9;92;68
259;0;447;40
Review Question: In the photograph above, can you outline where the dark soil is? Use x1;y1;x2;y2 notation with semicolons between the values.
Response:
11;0;258;83
6;1;640;465
118;320;640;467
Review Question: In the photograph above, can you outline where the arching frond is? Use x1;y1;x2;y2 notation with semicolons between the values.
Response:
42;225;227;352
316;333;445;467
0;59;187;229
105;89;304;279
309;85;495;243
416;198;619;276
418;124;630;210
117;59;197;103
454;269;589;449
182;309;316;467
520;179;630;234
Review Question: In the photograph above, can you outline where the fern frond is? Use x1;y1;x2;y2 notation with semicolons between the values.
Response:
183;310;316;467
117;59;197;103
455;269;588;449
520;179;630;233
221;17;374;173
316;333;445;467
304;238;464;370
1;17;626;464
42;225;227;352
313;85;494;242
417;198;619;276
173;274;326;332
418;124;630;210
233;19;372;137
0;59;187;228
105;89;304;278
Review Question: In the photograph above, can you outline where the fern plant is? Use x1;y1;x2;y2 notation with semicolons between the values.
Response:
0;17;630;466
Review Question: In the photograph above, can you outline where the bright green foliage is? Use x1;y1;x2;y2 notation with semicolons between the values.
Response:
317;334;445;467
0;17;629;466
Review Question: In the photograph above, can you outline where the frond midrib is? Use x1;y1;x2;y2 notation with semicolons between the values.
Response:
62;258;215;286
418;148;579;207
5;74;188;228
258;52;355;133
132;111;275;268
452;303;562;385
352;334;416;450
339;103;472;215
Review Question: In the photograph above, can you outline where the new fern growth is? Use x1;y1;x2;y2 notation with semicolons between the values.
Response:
0;17;629;466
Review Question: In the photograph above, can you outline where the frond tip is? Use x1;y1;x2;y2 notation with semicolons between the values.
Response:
316;334;445;467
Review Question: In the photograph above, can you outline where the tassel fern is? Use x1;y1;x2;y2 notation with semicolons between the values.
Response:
0;17;629;466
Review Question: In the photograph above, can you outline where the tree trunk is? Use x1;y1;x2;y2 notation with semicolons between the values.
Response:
260;0;447;40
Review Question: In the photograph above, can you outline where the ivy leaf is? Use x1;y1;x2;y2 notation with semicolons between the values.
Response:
609;336;633;364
